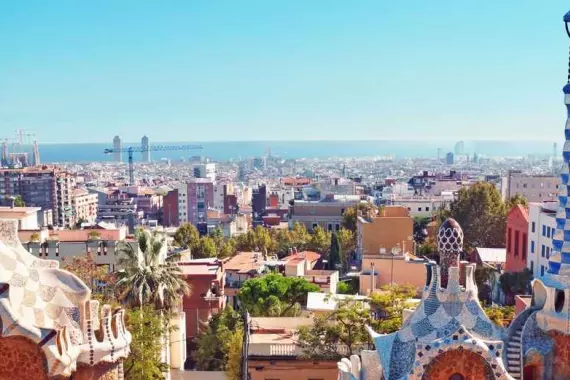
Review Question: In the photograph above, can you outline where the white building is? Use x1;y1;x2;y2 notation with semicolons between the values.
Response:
527;202;558;277
72;188;98;225
501;171;558;202
194;163;216;183
177;183;188;224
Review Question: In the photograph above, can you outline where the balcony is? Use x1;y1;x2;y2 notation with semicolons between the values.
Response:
202;288;223;302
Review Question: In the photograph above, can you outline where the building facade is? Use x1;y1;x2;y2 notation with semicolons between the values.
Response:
141;135;150;162
113;135;122;162
71;188;98;225
527;202;557;277
502;170;559;202
289;195;361;232
505;205;529;272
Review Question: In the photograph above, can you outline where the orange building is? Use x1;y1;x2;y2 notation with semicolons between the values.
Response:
246;317;339;380
505;204;529;272
357;205;414;257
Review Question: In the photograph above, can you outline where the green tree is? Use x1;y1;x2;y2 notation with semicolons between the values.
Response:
341;203;377;232
13;195;25;207
226;328;244;380
484;305;515;327
29;232;40;243
275;222;311;257
124;305;169;379
238;274;319;317
173;223;200;251
195;306;243;370
61;252;111;294
233;226;276;254
413;217;431;244
499;268;533;304
337;281;356;294
87;230;101;241
370;284;417;334
297;301;372;359
193;236;218;259
441;182;507;250
328;232;342;270
307;226;331;254
116;231;190;310
506;194;528;210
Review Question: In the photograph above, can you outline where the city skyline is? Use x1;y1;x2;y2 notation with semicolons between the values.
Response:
2;1;570;143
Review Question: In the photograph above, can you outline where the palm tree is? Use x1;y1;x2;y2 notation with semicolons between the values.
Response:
116;230;190;311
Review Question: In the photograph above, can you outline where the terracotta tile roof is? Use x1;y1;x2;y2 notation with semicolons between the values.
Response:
284;251;321;264
224;252;265;273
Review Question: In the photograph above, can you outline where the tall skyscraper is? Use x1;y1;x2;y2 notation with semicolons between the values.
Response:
141;135;150;163
454;141;465;156
445;152;454;165
112;136;122;162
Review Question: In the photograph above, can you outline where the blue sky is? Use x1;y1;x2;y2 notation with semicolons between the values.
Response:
1;1;570;143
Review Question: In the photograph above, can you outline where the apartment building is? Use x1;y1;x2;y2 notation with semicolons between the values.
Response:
71;188;98;225
505;205;529;272
527;202;557;277
501;171;558;202
193;163;216;183
0;166;76;227
357;205;414;258
289;195;361;232
176;179;214;225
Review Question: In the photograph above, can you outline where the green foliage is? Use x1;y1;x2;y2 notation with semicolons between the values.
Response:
233;226;276;254
500;268;533;298
193;236;218;259
62;252;113;296
341;203;377;232
370;284;417;334
297;301;372;359
337;281;357;295
475;266;496;305
413;217;431;244
307;226;331;254
87;230;101;241
237;273;319;317
506;194;528;210
440;182;509;250
484;305;515;327
173;223;200;250
274;222;311;257
117;230;190;310
328;232;342;270
195;306;243;371
13;195;25;207
124;305;169;380
226;327;244;380
416;241;438;260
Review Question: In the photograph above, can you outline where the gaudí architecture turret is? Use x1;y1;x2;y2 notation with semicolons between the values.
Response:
0;219;131;379
338;9;570;380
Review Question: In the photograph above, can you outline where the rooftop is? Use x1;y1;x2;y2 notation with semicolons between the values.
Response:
306;292;369;312
177;258;223;276
224;251;265;274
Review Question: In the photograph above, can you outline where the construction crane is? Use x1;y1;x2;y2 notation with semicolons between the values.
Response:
104;144;203;185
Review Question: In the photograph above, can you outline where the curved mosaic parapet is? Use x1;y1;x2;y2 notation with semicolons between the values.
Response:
0;219;131;378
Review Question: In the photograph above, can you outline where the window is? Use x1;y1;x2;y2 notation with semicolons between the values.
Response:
426;207;430;212
335;224;340;231
541;265;545;276
547;227;551;238
327;223;333;232
531;261;534;273
507;228;512;253
531;240;535;253
547;246;550;259
542;245;545;258
532;222;536;233
514;230;520;257
543;225;546;236
312;223;318;230
418;207;422;212
522;234;527;260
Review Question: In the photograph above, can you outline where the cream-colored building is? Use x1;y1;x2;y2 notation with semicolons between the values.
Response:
356;205;414;259
501;171;559;202
72;188;98;225
289;195;362;231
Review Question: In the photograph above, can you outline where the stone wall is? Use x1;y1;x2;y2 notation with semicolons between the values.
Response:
421;349;494;380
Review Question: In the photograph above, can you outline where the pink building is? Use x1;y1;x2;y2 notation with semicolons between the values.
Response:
505;205;529;273
186;179;214;225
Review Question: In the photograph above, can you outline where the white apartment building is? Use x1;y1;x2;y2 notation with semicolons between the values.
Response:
72;188;98;225
177;183;188;224
388;192;455;218
194;163;216;183
501;171;558;202
527;202;558;277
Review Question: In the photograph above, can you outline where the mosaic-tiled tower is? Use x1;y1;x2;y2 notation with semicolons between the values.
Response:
437;218;463;288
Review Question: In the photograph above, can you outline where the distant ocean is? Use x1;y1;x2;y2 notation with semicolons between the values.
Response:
33;140;560;163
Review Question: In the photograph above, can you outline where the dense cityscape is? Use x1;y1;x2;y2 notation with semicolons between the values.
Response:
5;3;570;380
